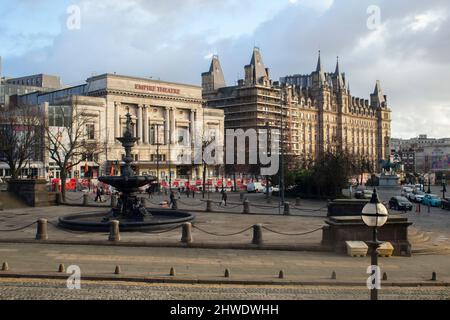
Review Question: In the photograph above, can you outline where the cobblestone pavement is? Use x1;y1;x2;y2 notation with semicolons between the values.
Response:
1;243;449;283
0;278;449;300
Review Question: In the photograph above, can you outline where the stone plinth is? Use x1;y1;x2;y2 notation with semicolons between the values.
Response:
328;199;370;217
379;174;399;186
7;179;58;207
322;215;412;256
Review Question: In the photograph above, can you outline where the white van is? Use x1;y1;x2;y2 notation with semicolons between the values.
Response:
247;182;264;193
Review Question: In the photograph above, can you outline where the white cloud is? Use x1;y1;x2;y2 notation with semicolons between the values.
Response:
403;8;448;33
2;0;450;139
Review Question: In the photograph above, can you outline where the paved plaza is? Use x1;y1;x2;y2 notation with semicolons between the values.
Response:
0;186;450;300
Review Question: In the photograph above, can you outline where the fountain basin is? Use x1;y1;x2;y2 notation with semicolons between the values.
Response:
58;209;195;232
99;175;155;193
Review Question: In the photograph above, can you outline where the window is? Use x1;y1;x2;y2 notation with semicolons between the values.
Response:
86;124;95;140
48;106;71;127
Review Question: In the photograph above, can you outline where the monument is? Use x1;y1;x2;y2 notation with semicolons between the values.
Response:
58;110;194;231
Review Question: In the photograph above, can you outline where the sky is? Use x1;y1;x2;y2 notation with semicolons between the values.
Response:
0;0;449;139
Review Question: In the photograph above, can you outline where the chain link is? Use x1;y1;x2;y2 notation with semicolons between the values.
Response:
0;221;37;232
47;221;94;234
193;224;253;237
138;225;182;234
261;226;323;236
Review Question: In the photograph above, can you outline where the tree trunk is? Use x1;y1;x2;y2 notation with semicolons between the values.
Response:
60;172;67;201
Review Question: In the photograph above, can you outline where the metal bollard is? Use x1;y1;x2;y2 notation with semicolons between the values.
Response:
240;193;244;201
172;198;178;210
243;200;250;214
252;224;263;245
206;200;213;212
181;222;193;244
284;202;291;215
111;195;117;208
36;219;48;241
432;272;437;281
56;193;63;206
83;194;89;206
108;220;120;242
296;197;301;207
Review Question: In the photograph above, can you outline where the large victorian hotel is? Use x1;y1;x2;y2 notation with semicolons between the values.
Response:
19;73;225;183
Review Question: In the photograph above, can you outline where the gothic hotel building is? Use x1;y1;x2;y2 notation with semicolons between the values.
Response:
202;48;392;171
8;48;390;181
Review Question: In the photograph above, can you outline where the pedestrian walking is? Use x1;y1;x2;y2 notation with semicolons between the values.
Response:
186;187;191;198
95;186;103;202
221;190;228;207
169;191;176;209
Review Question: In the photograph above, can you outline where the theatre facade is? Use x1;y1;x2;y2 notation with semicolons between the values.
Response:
19;73;225;185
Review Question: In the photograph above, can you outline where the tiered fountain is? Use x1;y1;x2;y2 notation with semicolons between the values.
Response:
58;111;195;232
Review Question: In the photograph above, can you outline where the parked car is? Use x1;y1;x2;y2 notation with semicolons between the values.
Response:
389;196;413;211
262;185;280;194
442;198;450;210
410;190;426;203
422;194;442;207
401;187;414;196
247;182;265;193
355;187;372;199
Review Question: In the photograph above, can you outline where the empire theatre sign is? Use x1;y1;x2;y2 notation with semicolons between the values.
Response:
134;83;181;95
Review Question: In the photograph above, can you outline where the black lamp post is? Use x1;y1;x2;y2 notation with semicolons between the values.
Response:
443;182;447;200
427;175;432;194
362;189;389;301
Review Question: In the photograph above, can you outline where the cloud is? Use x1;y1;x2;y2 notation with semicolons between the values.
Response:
1;0;449;139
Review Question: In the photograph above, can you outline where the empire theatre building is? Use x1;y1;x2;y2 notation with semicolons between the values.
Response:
18;73;225;186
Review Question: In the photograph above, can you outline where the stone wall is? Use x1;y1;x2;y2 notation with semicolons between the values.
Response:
7;179;59;207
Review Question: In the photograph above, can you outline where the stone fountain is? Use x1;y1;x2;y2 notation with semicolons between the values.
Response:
58;111;195;232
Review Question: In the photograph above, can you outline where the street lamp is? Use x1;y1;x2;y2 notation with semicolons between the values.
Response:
442;179;447;200
361;188;389;301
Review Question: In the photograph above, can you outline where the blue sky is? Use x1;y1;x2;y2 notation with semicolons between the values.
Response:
1;0;449;138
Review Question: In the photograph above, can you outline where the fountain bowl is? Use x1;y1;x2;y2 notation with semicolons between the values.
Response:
58;209;195;232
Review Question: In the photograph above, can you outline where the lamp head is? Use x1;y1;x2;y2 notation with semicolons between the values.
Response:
362;188;389;228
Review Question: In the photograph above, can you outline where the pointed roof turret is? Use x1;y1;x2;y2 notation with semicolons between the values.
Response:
201;55;226;91
370;80;387;108
373;80;385;102
316;50;323;73
245;47;269;85
335;56;341;76
335;56;345;90
315;50;325;86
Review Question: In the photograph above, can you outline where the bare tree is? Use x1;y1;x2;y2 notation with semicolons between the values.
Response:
44;105;103;200
0;105;44;180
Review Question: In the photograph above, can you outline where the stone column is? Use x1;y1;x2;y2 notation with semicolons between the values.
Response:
165;107;170;145
114;102;120;139
190;110;196;146
143;105;149;144
171;107;177;145
137;104;143;144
